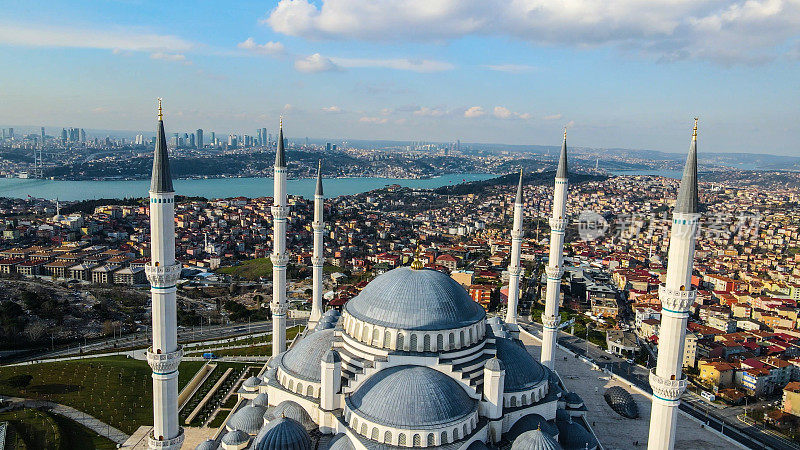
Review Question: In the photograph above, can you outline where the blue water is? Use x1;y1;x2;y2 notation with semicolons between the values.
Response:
0;173;495;201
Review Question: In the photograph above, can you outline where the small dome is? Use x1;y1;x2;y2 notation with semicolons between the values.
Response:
328;433;355;450
485;357;505;372
226;404;267;435
467;441;490;450
603;386;639;419
265;401;316;431
495;338;547;392
252;393;269;407
280;328;336;382
222;429;250;446
195;439;218;450
555;417;598;450
263;367;278;381
347;365;477;428
323;309;340;317
253;417;312;450
564;392;584;409
506;414;559;442
511;429;563;450
344;267;485;331
243;376;262;388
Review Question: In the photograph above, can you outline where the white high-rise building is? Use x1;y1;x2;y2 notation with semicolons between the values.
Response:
541;130;569;370
310;160;325;323
505;170;524;324
647;119;700;450
271;118;289;356
144;99;184;449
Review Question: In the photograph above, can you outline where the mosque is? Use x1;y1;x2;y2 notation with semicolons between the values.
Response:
145;101;700;450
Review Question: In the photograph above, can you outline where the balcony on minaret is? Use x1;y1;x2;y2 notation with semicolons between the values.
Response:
549;217;568;233
649;368;687;401
146;345;183;374
658;284;697;314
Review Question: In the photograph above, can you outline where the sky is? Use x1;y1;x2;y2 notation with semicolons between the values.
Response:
1;0;799;155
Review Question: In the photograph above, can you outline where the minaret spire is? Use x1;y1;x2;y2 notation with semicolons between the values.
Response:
144;98;184;449
541;129;570;369
271;117;290;355
647;120;701;450
310;160;325;322
505;169;525;324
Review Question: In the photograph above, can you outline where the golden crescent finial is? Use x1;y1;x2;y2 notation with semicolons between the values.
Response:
157;98;163;121
564;126;567;140
411;245;424;270
692;117;698;140
279;115;283;129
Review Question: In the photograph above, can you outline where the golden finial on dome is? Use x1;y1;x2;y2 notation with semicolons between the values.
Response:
564;126;567;140
692;117;698;141
280;115;283;129
157;98;163;121
411;246;424;270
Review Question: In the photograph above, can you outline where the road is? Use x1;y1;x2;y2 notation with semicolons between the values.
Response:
520;319;799;450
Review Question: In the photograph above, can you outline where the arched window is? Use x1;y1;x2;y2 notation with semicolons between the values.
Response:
373;328;380;346
371;427;379;440
384;329;392;349
398;433;407;446
510;396;517;407
413;434;421;447
423;334;431;352
468;328;473;343
288;379;294;390
449;332;455;349
441;431;448;444
410;333;418;351
362;325;371;343
453;428;460;440
296;382;303;394
397;334;404;350
427;433;435;446
354;323;361;340
462;424;468;437
436;334;444;351
307;385;314;397
521;393;528;405
352;417;358;429
384;431;392;444
459;330;465;347
361;423;367;435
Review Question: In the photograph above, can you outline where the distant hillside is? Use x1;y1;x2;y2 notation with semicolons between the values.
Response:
434;171;607;196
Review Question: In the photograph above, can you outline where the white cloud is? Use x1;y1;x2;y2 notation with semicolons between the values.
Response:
543;114;563;120
485;64;537;73
237;37;285;55
359;116;389;124
264;0;800;63
0;23;193;52
413;107;445;117
493;106;531;119
464;106;485;118
331;57;453;72
150;52;191;64
322;105;343;113
294;53;341;72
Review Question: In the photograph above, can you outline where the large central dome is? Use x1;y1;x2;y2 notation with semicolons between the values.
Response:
344;267;485;331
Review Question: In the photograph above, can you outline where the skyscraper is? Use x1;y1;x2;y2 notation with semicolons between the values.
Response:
144;99;184;449
326;142;331;152
541;129;569;370
80;128;86;143
271;118;289;356
647;120;700;450
189;133;195;148
262;127;267;146
196;129;203;149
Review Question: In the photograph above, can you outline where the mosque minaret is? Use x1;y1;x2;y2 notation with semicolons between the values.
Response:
647;119;700;450
310;160;325;323
504;170;524;324
145;99;184;449
540;129;569;370
271;118;289;356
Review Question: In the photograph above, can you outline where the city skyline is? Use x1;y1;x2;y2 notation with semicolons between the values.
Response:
1;0;799;155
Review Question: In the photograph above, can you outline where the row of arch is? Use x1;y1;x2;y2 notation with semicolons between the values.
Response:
346;410;479;447
278;369;320;399
504;382;548;408
342;313;485;353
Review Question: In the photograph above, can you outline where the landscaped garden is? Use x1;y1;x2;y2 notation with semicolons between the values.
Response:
0;408;117;449
0;356;204;434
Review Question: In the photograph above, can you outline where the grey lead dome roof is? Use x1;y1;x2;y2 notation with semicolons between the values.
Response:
345;267;485;331
254;417;311;450
495;337;548;392
280;328;336;382
226;404;267;435
346;365;478;429
511;429;563;450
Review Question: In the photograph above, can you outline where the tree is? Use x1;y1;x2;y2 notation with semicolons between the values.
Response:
5;374;33;389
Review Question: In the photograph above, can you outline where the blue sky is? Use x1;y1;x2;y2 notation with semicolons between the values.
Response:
1;0;799;155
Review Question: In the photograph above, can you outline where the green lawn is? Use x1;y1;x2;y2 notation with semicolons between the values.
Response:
0;408;116;450
0;356;204;434
217;257;273;280
185;325;304;358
